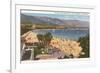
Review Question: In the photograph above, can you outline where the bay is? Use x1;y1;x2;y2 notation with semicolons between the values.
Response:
32;29;89;40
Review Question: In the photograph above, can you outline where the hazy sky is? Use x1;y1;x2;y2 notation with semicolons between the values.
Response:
21;10;89;21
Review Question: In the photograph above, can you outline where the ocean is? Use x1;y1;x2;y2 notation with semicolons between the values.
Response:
32;29;89;40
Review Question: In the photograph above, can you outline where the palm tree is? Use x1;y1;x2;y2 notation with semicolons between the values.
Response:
37;34;44;43
44;32;53;53
36;32;53;54
44;32;53;46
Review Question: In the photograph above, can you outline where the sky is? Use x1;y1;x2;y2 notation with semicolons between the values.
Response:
21;10;89;21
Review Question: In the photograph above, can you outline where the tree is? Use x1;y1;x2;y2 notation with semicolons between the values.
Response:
37;34;44;43
37;32;53;46
36;32;53;54
78;34;89;58
44;32;53;46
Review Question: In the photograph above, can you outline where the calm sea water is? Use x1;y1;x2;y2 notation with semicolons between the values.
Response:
32;29;89;40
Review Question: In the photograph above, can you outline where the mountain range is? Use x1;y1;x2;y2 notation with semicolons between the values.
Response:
21;14;89;28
